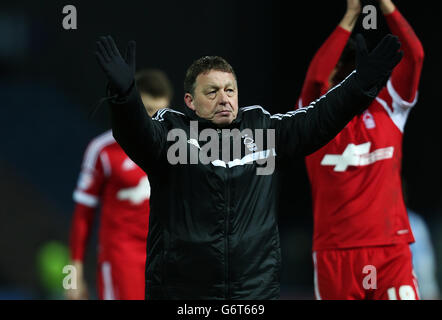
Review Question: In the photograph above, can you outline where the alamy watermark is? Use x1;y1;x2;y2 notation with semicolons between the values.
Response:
62;5;77;30
362;5;377;30
166;121;276;176
362;264;377;290
62;4;377;31
361;265;418;299
62;265;77;290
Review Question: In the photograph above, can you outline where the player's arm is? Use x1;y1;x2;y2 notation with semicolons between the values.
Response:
297;0;360;108
66;146;107;300
379;0;424;103
95;36;167;172
66;204;94;300
69;204;95;263
275;34;403;158
339;0;362;31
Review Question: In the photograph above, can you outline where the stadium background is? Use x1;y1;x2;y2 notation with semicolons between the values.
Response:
0;0;441;299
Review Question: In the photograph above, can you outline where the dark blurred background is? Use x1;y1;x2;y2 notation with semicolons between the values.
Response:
0;0;440;299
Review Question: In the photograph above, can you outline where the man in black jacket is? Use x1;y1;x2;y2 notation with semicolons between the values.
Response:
94;34;402;299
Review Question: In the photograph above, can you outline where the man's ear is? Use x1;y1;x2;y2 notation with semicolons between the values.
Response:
184;93;195;110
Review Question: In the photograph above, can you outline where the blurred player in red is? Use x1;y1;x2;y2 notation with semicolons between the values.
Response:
66;69;173;300
297;0;424;299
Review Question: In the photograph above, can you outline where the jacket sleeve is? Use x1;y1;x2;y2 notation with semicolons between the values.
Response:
271;71;376;159
108;85;168;172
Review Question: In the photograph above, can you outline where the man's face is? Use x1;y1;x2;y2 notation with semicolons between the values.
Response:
185;70;238;126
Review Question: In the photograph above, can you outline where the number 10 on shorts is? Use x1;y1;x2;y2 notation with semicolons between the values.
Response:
387;286;416;300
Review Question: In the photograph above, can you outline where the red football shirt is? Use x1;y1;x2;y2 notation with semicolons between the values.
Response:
69;130;150;262
297;9;424;250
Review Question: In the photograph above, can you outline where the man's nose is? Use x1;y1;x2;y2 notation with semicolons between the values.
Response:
218;90;230;104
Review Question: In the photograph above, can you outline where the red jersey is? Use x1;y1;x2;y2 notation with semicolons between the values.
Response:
69;130;150;263
297;9;424;250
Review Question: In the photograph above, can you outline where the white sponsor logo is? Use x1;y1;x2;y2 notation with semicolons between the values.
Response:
321;142;394;172
117;176;150;204
187;138;201;150
211;148;276;168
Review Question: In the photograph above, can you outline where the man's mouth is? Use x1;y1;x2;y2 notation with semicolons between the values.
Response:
216;110;232;116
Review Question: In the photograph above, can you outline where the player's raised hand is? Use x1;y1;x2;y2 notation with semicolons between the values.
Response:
346;0;361;13
377;0;396;15
95;36;136;96
340;0;361;32
354;33;403;92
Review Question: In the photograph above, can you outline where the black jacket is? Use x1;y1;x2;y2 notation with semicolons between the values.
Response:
109;72;375;299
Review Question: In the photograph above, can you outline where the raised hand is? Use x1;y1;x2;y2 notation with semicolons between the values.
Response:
354;33;403;92
95;36;136;96
377;0;396;15
346;0;361;13
340;0;362;31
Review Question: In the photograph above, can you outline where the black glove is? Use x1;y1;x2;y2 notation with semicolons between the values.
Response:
95;36;136;96
354;33;403;95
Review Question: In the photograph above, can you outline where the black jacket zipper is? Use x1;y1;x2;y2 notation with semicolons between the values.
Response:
219;128;231;299
225;163;231;299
